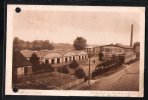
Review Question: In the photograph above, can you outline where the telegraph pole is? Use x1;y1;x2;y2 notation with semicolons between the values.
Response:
130;24;133;47
88;55;91;85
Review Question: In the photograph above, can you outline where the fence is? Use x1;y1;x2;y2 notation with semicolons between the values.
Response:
17;71;77;83
51;72;76;80
60;78;84;90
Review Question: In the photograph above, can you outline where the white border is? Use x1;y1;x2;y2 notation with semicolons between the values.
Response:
5;5;145;97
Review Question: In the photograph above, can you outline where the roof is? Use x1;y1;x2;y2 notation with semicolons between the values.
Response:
13;51;32;68
20;50;33;58
77;50;88;55
35;51;49;58
63;51;77;56
21;50;49;58
21;50;88;59
100;44;133;49
52;50;77;55
42;52;62;59
85;45;99;49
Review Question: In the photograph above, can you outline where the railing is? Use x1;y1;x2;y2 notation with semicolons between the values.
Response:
60;78;84;90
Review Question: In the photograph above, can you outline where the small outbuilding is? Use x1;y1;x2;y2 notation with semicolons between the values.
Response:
12;51;32;83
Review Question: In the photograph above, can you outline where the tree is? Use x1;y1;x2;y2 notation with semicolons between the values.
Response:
73;37;87;50
13;37;54;51
43;40;54;50
69;60;79;69
44;60;54;72
57;65;69;74
13;37;21;51
75;67;86;79
29;53;40;72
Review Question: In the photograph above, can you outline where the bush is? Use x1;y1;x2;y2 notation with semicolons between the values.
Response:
57;65;69;74
69;60;79;69
98;52;103;61
43;60;54;72
75;67;86;79
93;55;125;78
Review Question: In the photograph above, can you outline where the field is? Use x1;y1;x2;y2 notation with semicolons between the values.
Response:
15;72;77;89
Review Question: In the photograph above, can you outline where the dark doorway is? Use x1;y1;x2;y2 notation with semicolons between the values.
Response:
79;56;81;60
57;58;60;63
65;57;68;62
24;67;28;74
73;56;75;60
82;55;84;60
69;57;71;61
51;59;54;64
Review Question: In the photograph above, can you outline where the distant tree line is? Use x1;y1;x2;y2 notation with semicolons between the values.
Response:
13;37;54;51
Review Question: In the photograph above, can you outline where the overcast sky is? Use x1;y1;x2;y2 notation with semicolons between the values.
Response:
13;6;145;45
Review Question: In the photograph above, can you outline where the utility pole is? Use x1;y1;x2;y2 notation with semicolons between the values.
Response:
87;52;93;85
130;24;133;47
88;55;91;85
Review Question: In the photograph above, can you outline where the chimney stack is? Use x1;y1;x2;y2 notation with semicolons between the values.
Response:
130;24;133;47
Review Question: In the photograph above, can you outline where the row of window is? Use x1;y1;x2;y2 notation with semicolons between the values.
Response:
102;48;123;53
43;55;88;64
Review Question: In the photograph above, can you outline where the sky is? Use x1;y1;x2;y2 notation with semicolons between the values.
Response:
13;6;145;45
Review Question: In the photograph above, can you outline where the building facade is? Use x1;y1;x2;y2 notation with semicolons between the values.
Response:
84;45;100;54
99;44;134;61
41;50;88;65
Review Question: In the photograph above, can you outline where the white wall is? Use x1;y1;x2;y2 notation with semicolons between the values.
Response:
17;67;24;76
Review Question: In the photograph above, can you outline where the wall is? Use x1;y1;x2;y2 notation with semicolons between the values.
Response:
17;67;24;77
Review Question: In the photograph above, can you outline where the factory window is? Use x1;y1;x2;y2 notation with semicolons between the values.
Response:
110;49;112;52
115;49;117;52
105;48;110;52
119;49;121;52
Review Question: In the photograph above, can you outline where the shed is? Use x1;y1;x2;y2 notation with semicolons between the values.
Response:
12;51;32;81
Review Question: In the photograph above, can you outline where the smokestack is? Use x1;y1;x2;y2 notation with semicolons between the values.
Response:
130;24;133;47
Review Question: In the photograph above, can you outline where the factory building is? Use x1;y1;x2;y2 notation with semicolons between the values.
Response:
100;44;133;60
41;50;88;64
21;50;88;66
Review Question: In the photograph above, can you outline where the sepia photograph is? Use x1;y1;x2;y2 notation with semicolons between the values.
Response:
5;5;145;97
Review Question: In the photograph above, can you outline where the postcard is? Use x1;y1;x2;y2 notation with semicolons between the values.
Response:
5;5;145;97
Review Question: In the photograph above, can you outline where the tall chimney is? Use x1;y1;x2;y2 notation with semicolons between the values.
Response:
130;24;133;47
